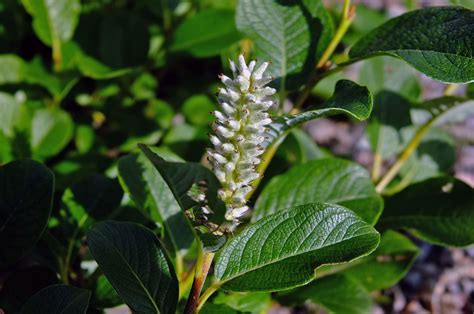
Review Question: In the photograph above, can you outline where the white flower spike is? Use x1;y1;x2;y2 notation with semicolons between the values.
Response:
208;55;276;223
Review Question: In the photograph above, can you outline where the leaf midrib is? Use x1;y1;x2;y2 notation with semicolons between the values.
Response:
92;229;160;313
216;226;375;286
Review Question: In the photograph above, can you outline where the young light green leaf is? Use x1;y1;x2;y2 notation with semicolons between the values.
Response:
31;108;74;159
236;0;334;91
266;80;372;148
214;203;380;292
350;7;474;83
0;160;54;268
0;92;22;138
276;274;373;314
340;230;420;291
21;0;81;46
254;158;383;224
118;150;195;253
0;55;25;84
20;284;90;314
171;9;241;57
87;221;178;314
378;177;474;247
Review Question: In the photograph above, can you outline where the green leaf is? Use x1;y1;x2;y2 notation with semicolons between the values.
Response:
266;80;372;148
90;275;122;309
378;177;474;247
138;144;226;224
366;91;412;159
87;221;178;314
63;174;123;226
398;127;456;185
31;108;74;159
236;0;334;91
213;292;271;314
171;9;241;57
276;274;373;314
118;150;195;253
254;158;383;224
21;0;81;46
350;7;474;83
213;203;380;292
0;54;25;84
0;92;22;138
278;129;330;165
75;124;95;154
75;12;149;69
20;284;90;314
340;230;420;291
0;160;54;267
358;56;421;102
182;94;216;126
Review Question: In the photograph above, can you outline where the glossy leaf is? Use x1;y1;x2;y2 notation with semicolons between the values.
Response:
350;7;474;83
214;203;380;291
0;160;54;267
254;158;383;224
87;221;178;314
21;0;80;46
341;230;420;291
379;177;474;247
171;9;241;57
31;108;74;159
20;284;90;314
236;0;334;90
277;274;372;314
266;80;372;148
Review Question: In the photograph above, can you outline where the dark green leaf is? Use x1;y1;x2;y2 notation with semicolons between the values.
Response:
118;150;196;253
266;80;372;148
87;221;178;314
277;274;372;314
340;230;420;291
0;160;54;267
31;108;74;159
350;7;474;83
200;303;239;314
62;174;123;229
236;0;334;91
20;284;90;314
214;203;380;292
379;177;474;247
171;9;241;57
254;158;383;224
138;144;226;223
